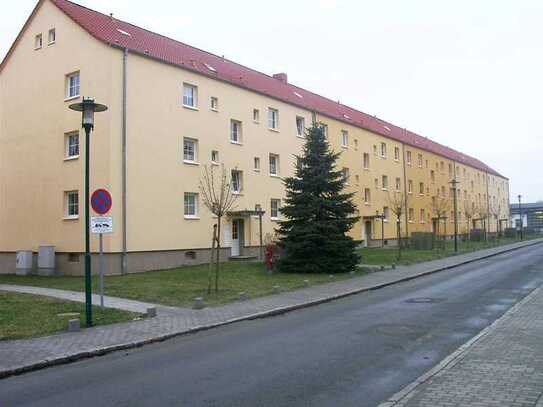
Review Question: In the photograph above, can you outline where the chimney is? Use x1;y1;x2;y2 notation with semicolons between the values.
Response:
273;72;288;84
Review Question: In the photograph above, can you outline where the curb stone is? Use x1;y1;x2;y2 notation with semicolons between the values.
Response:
1;239;542;379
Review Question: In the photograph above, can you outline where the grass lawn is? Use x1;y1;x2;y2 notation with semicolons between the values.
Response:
357;237;538;266
0;262;354;308
0;291;139;341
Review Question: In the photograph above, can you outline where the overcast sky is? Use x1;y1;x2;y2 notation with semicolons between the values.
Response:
2;0;542;203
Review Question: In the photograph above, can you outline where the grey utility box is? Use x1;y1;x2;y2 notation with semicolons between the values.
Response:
38;245;56;276
16;251;33;275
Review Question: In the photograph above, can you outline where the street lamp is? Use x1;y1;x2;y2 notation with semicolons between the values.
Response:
376;210;385;247
449;179;460;252
69;97;108;327
518;194;523;241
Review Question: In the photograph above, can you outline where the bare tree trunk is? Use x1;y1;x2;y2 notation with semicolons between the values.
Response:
208;224;217;295
215;216;222;294
397;217;402;260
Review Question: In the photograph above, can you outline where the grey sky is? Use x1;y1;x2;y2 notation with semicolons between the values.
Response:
2;0;541;203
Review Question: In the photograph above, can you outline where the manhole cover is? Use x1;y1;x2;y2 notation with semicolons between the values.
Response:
405;297;445;304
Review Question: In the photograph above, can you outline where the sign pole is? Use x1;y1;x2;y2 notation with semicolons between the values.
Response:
99;233;104;309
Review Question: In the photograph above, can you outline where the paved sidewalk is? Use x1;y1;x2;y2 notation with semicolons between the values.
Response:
0;238;541;379
0;284;180;314
379;285;543;407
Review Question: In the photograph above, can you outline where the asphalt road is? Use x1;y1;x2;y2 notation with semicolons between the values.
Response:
2;244;543;407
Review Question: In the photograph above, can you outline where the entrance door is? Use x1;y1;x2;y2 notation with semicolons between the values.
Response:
364;221;372;247
231;219;244;256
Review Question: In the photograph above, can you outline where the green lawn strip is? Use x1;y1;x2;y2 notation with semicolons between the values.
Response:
356;237;537;266
0;291;139;341
0;262;353;308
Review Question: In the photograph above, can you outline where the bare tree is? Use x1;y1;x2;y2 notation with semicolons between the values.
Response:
431;195;451;246
477;202;490;242
387;191;409;260
464;200;477;240
199;165;238;294
489;202;501;238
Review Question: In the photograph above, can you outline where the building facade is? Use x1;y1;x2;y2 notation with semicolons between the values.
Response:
510;203;543;232
0;0;511;275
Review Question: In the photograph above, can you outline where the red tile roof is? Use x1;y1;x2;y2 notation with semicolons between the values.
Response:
49;0;505;178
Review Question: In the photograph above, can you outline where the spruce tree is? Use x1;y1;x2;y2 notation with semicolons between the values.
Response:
277;124;360;273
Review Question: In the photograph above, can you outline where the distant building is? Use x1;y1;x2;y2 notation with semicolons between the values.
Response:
510;202;543;232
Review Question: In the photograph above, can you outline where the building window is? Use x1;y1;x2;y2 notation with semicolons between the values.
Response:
231;170;243;193
419;182;424;195
408;208;414;222
341;130;349;147
380;142;387;158
431;170;435;182
363;153;370;170
420;209;426;223
48;29;56;45
254;157;260;171
35;34;42;49
269;154;279;176
210;97;219;111
364;188;371;204
383;206;389;221
373;145;378;156
182;83;197;108
271;199;281;219
184;193;198;217
253;109;260;123
448;163;453;177
268;108;279;130
211;150;219;164
382;175;388;190
440;161;445;172
65;191;79;218
394;147;400;161
320;123;328;138
374;178;379;189
65;132;79;158
66;72;80;99
354;139;359;150
406;151;412;165
395;177;401;191
441;186;446;196
296;116;305;137
408;180;413;194
418;154;423;167
342;168;350;185
183;138;197;162
230;120;242;143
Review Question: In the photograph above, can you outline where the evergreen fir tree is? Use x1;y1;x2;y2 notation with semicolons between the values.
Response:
277;124;360;273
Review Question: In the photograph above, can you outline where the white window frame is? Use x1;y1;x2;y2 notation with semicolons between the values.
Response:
65;132;79;159
210;96;219;111
364;188;371;204
394;147;400;161
230;120;242;144
182;83;197;108
269;154;279;176
211;150;219;164
183;137;198;163
184;193;199;218
382;175;388;191
268;108;279;130
418;154;423;168
35;34;42;50
231;170;243;193
270;199;281;220
363;153;370;170
406;151;412;165
408;180;413;194
254;157;261;172
65;191;79;219
341;130;349;148
48;29;56;45
420;209;426;224
408;208;414;223
380;142;387;158
66;72;80;99
296;116;305;137
383;206;389;222
253;109;260;123
395;177;401;191
342;168;350;185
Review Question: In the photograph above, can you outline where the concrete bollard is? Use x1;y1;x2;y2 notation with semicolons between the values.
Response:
67;319;80;332
193;297;205;310
380;265;385;271
146;307;157;318
392;263;396;270
303;279;310;288
239;292;248;301
273;285;281;294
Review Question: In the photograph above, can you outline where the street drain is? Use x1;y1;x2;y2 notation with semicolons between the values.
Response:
405;297;445;304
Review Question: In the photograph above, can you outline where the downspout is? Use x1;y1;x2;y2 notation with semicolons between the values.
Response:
401;138;409;244
121;48;128;274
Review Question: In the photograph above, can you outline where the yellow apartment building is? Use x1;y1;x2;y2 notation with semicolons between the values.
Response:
0;0;510;275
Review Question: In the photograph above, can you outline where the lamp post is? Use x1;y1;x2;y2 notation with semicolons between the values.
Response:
69;97;108;327
376;210;385;247
518;194;523;241
449;179;460;252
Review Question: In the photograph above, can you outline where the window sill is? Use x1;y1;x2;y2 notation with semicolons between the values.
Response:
296;135;305;139
48;42;56;46
268;128;280;133
63;216;79;221
64;156;80;161
341;145;348;149
184;215;200;220
363;168;370;171
183;104;199;111
364;202;371;206
211;108;219;112
183;160;200;166
380;155;387;159
230;141;243;146
34;47;42;51
254;169;261;173
381;188;388;192
253;120;260;125
211;161;220;166
394;159;400;163
270;217;280;222
269;174;280;178
232;192;244;196
408;221;414;224
64;95;80;102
